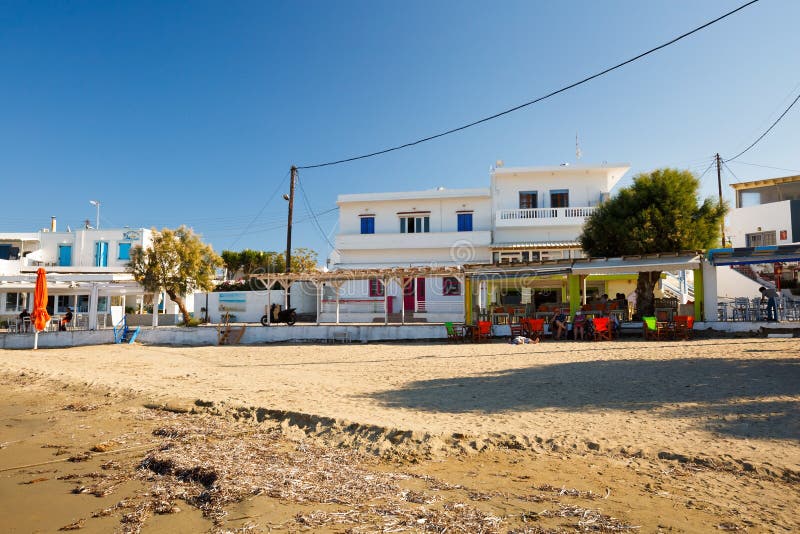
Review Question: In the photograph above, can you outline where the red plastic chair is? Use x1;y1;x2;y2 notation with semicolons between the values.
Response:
593;317;611;341
523;318;545;340
474;321;492;343
673;315;694;340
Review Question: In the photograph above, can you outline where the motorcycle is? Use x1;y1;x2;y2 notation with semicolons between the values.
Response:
261;303;297;326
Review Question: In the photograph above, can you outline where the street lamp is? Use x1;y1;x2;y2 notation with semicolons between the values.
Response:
89;200;100;229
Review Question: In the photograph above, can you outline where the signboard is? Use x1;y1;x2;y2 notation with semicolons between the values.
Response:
218;292;247;312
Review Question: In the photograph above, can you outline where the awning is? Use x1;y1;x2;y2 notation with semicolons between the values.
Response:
708;245;800;266
467;265;572;280
490;241;580;249
571;254;701;274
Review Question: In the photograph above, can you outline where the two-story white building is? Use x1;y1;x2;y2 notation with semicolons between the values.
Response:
727;174;800;247
0;219;153;329
327;162;630;321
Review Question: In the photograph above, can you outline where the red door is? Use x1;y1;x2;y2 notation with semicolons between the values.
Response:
403;277;415;311
416;278;426;311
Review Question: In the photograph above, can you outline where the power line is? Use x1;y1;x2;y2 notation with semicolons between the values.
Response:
203;208;339;239
727;160;800;174
696;159;716;183
228;170;290;248
297;0;760;170
726;90;800;162
296;172;336;250
722;160;743;184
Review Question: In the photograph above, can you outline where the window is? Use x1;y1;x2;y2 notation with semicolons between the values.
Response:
95;241;109;267
5;292;23;312
57;295;73;313
77;295;90;313
360;216;375;234
118;242;131;260
550;189;569;208
368;278;384;297
98;296;109;312
745;231;777;247
457;213;473;232
443;277;461;296
519;191;538;209
400;215;430;233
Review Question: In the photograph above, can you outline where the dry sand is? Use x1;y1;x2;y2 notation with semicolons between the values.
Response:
1;337;799;532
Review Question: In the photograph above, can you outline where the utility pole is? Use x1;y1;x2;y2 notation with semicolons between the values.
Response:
715;153;726;247
285;165;297;307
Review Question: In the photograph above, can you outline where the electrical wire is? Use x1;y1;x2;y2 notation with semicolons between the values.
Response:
696;159;716;184
722;160;743;184
297;0;760;170
296;172;336;250
726;90;800;162
727;160;800;174
227;170;290;248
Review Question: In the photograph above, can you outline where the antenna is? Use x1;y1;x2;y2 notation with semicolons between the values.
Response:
575;132;582;161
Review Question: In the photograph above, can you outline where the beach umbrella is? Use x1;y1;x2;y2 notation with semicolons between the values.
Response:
32;267;50;350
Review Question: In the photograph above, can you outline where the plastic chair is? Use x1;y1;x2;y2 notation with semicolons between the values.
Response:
473;321;492;343
593;317;611;341
673;315;694;340
643;316;666;340
522;318;545;340
444;322;464;343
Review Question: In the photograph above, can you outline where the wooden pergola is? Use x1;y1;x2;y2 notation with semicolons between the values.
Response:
250;266;465;325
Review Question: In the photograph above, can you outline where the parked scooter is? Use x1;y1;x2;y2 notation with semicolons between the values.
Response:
261;303;297;326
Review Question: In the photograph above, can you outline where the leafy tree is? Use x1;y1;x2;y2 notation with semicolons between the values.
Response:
129;226;223;324
579;168;726;316
220;248;318;280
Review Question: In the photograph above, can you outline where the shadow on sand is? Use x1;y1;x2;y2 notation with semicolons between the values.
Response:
366;356;800;440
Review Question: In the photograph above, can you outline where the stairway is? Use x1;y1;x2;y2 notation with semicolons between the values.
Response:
731;264;759;282
113;317;140;344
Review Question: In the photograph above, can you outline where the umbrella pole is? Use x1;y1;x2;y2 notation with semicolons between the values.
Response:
34;331;39;350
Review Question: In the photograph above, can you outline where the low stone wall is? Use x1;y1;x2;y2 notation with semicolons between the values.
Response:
1;321;795;349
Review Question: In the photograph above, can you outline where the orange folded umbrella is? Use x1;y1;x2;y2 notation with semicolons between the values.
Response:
32;267;50;332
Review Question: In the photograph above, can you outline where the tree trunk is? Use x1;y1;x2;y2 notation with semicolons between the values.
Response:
635;271;661;318
167;290;192;325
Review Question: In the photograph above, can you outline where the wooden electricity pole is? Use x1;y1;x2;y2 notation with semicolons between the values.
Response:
715;153;726;247
285;165;297;307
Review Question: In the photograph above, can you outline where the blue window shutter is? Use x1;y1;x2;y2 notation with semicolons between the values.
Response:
361;217;375;234
457;213;473;231
119;243;131;260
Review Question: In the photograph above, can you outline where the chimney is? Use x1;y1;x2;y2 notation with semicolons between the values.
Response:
51;216;57;232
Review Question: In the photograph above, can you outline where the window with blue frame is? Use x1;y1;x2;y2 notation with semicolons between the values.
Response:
457;213;473;232
58;245;72;266
118;242;131;260
95;241;109;267
360;216;375;234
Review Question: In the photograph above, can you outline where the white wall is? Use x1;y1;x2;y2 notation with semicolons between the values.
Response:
33;228;151;270
337;191;491;235
195;283;317;323
727;201;794;247
492;167;625;211
716;266;765;299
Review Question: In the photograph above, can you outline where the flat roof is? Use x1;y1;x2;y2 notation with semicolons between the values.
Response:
492;163;630;175
338;187;491;204
730;174;800;190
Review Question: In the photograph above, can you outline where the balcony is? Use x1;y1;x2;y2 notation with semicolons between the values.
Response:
496;207;597;227
336;230;492;251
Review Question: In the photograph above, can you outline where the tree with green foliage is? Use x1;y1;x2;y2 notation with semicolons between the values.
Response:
579;168;726;316
129;226;223;324
220;247;318;280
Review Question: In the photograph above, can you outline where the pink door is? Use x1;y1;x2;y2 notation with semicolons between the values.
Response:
403;277;415;311
416;278;426;311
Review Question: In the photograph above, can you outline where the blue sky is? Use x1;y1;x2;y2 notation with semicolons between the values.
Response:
1;0;798;261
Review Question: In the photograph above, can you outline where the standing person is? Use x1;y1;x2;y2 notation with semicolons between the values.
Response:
759;287;779;322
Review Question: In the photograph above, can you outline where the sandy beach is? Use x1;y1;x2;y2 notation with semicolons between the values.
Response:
1;336;799;532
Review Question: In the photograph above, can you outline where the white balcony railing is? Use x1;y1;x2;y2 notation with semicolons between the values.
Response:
496;207;597;226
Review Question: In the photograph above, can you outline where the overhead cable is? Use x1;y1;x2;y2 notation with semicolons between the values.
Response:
297;0;760;170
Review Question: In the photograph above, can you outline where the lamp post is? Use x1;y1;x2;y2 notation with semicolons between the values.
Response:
89;200;101;229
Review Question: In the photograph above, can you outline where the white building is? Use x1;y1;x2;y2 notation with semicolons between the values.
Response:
0;219;153;329
727;174;800;247
328;162;630;321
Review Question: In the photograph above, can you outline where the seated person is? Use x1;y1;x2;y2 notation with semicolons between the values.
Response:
18;308;30;332
551;311;568;340
572;311;587;341
609;313;620;337
60;307;73;331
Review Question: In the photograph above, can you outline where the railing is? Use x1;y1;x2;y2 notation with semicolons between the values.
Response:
497;206;597;222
